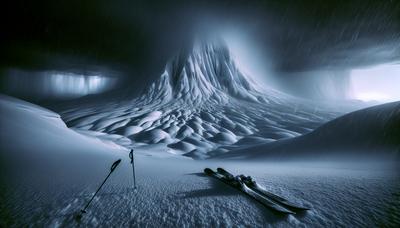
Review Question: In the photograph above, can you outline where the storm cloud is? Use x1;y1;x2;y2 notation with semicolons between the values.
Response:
1;0;399;99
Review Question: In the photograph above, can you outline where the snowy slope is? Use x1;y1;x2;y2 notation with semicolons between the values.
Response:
0;94;126;181
60;40;340;159
216;101;400;160
1;95;399;227
0;94;126;224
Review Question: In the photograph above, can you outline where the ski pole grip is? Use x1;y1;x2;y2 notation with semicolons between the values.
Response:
110;159;122;172
129;150;133;163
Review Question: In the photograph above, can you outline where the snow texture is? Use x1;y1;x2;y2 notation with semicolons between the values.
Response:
60;40;341;159
216;101;400;160
1;95;399;227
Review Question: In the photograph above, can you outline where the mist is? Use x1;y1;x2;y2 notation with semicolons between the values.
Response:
2;0;399;103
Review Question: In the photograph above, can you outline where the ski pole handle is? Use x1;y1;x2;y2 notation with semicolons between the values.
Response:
110;159;121;172
129;149;133;163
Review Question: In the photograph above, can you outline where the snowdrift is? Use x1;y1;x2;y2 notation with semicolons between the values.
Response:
216;101;400;160
0;94;126;177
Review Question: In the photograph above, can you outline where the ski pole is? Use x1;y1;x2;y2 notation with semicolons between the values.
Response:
80;159;121;214
129;149;137;189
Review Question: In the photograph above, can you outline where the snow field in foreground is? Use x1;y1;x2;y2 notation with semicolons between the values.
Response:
1;95;398;227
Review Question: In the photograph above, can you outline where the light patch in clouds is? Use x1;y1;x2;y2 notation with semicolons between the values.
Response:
350;63;400;102
221;29;275;89
49;73;114;97
5;69;117;98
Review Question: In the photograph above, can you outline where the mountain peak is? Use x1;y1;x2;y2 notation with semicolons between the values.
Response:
61;39;337;160
140;38;269;105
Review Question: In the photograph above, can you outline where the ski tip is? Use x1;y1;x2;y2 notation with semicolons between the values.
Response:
204;168;214;175
216;167;226;172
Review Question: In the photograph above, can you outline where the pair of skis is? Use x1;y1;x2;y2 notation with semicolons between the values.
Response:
204;168;309;214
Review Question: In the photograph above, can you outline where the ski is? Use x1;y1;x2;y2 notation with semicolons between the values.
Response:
217;168;309;211
204;168;295;214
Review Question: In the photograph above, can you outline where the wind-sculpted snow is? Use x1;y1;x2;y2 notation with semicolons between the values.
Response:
61;41;340;159
137;40;272;105
215;101;400;160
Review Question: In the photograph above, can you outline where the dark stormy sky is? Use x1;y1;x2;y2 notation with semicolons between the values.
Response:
1;0;400;100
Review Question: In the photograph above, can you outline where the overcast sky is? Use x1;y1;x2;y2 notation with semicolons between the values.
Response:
1;0;399;99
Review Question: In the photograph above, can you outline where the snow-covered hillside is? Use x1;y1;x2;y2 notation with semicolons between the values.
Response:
60;40;340;159
217;101;400;160
0;94;126;174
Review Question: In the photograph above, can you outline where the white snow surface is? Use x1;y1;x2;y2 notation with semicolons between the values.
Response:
1;95;399;227
216;101;400;160
59;40;341;159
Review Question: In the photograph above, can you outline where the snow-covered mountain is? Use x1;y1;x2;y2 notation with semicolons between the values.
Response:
137;39;272;105
61;40;340;159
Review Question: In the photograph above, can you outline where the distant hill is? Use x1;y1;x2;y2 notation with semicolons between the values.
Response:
216;101;400;161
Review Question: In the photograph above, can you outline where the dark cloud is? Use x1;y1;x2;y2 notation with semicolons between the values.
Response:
1;0;399;84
